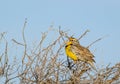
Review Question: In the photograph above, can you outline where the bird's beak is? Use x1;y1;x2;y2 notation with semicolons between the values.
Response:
65;41;72;45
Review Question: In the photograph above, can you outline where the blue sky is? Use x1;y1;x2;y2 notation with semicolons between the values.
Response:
0;0;120;67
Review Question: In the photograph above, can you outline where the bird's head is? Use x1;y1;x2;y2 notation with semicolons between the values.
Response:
68;37;80;45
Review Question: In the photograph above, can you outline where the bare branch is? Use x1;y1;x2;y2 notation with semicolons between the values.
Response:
78;29;90;40
87;35;108;48
0;32;6;41
22;18;27;46
22;18;28;65
12;39;24;46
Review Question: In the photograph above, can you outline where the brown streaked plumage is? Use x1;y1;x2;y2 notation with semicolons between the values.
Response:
65;37;96;70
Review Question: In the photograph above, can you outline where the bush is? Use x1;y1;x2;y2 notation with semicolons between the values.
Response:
0;22;120;84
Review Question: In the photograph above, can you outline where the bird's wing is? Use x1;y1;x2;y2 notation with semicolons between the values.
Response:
71;45;95;62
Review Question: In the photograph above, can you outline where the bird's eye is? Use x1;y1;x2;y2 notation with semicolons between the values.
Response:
72;39;75;41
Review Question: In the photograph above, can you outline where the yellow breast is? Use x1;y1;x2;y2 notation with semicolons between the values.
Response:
65;42;78;61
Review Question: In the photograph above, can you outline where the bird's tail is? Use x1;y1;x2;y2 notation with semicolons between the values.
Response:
88;61;97;71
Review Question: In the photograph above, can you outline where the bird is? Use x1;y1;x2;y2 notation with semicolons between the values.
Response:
65;37;96;70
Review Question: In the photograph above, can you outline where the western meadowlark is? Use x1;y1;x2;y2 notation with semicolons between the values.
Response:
65;37;96;70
